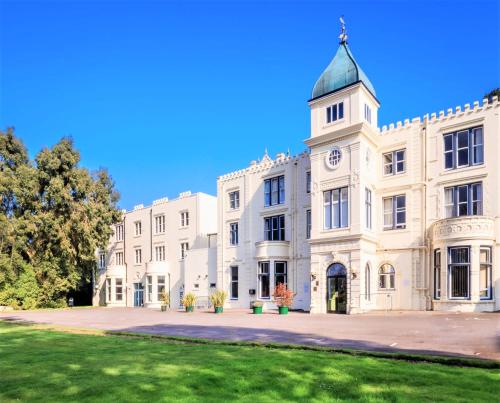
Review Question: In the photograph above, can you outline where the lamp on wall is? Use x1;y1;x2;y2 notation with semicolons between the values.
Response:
310;273;317;281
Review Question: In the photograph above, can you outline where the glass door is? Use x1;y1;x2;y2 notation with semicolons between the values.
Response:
134;283;144;307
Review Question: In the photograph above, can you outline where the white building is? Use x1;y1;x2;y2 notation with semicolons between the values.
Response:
96;28;499;314
93;192;217;309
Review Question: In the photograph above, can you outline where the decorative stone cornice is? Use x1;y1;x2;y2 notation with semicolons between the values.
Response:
431;216;495;242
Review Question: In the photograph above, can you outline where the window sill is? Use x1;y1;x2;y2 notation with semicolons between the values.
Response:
322;118;345;129
382;172;407;179
440;164;485;176
379;288;395;292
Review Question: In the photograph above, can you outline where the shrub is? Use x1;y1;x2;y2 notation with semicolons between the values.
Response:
182;293;196;307
272;283;294;307
209;290;227;308
160;289;170;306
251;301;263;308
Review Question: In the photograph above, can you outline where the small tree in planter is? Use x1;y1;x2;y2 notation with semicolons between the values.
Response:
209;290;227;313
182;293;197;312
273;283;294;315
251;300;263;314
160;290;170;312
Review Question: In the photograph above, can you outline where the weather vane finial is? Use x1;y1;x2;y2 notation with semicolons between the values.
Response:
339;16;348;44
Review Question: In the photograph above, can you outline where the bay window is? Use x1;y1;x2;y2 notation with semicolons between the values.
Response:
448;247;470;299
258;261;270;298
480;247;492;300
274;261;287;287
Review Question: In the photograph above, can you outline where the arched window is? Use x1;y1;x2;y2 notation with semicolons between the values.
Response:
365;263;371;300
327;263;347;277
379;264;395;290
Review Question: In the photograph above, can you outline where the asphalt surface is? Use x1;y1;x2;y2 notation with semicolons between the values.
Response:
1;307;498;360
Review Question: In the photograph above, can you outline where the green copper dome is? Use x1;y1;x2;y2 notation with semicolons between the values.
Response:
311;43;376;101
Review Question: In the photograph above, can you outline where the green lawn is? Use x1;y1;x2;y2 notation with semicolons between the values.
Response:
0;322;498;402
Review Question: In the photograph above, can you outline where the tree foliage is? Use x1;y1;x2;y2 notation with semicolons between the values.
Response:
0;128;121;308
485;88;500;102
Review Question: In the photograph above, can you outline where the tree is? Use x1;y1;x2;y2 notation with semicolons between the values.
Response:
0;129;121;308
485;88;500;102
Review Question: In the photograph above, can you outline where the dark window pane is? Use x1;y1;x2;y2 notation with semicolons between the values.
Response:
445;153;453;169
444;134;453;151
332;104;337;121
338;102;344;119
326;107;331;123
457;131;468;148
458;149;469;166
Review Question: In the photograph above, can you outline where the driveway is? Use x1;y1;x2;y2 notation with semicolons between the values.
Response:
1;308;499;360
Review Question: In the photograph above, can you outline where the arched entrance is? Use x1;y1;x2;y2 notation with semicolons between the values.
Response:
326;263;347;313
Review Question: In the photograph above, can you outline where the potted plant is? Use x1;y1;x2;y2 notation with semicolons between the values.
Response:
209;289;227;313
182;293;196;312
251;300;263;314
160;289;170;312
273;283;294;315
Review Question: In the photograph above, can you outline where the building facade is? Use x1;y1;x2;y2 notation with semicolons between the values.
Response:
93;191;217;309
96;31;499;314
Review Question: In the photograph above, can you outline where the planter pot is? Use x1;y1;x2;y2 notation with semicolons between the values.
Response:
161;305;168;312
185;306;194;312
214;306;223;314
278;306;289;315
252;306;263;314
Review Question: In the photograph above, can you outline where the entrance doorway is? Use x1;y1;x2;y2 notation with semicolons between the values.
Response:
134;282;144;307
326;263;347;313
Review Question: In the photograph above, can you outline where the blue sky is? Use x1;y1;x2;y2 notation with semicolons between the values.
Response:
1;0;498;210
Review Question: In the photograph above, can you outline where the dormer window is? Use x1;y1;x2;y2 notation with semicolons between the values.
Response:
326;102;344;124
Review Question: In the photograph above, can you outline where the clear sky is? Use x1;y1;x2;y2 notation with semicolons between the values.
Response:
1;0;498;210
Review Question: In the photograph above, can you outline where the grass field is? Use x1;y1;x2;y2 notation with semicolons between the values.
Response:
0;322;498;402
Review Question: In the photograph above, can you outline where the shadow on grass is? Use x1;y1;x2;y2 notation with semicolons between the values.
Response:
0;321;499;402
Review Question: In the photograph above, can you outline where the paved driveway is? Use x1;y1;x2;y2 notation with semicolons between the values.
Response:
1;308;499;360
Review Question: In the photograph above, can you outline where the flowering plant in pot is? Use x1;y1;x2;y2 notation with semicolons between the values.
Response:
182;293;197;312
209;290;227;313
160;290;170;312
272;283;294;315
251;300;263;314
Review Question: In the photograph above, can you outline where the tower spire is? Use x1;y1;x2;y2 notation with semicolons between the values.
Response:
339;16;348;44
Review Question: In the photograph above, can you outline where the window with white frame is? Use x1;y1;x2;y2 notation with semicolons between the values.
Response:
326;147;342;169
306;209;311;239
115;224;124;241
147;275;153;303
230;266;238;300
365;188;372;229
383;195;406;230
443;127;483;170
115;278;123;301
364;103;372;124
434;249;441;300
306;171;311;193
448;247;470;299
135;248;142;264
326;101;344;124
115;251;124;265
379;264;395;289
154;215;165;234
383;149;406;175
324;187;348;229
229;222;239;245
180;211;189;227
157;275;166;301
444;183;482;218
229;191;240;209
180;242;189;259
134;221;142;236
99;253;106;269
155;245;165;261
258;261;270;298
480;247;492;300
264;215;285;241
264;175;285;207
106;278;111;302
274;261;287;287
